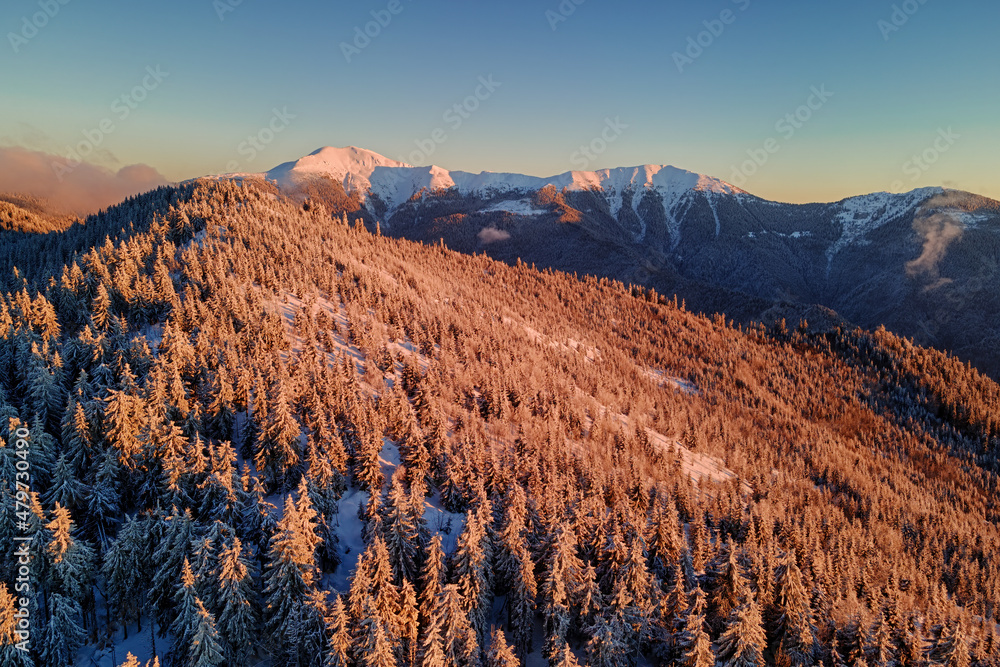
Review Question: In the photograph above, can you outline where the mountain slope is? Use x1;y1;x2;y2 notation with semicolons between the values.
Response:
1;179;1000;666
251;147;1000;378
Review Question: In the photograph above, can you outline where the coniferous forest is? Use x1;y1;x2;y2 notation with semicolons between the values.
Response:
0;179;999;667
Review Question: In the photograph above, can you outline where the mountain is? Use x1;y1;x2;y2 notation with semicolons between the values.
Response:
0;177;1000;667
1;178;999;666
0;192;80;234
252;146;1000;378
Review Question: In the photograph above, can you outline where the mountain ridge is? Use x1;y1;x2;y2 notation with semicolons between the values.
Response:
213;146;1000;379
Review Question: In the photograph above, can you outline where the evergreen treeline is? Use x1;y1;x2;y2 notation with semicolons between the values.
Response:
0;179;998;667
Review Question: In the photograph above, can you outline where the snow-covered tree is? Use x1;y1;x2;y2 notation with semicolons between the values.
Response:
486;628;519;667
717;588;767;667
770;552;817;667
39;592;86;667
215;537;258;666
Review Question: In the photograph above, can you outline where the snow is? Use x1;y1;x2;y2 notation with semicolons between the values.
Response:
746;230;812;240
935;208;995;229
825;187;942;270
258;146;745;220
482;199;548;216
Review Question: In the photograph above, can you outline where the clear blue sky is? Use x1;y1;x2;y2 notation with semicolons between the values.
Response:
1;0;997;203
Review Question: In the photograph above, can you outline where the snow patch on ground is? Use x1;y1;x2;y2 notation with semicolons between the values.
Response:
826;187;942;271
481;199;548;216
643;367;699;395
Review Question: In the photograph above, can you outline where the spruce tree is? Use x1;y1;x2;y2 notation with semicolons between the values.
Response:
325;595;352;667
930;622;970;667
708;541;747;635
716;588;767;667
45;503;96;602
103;515;147;638
262;497;314;657
441;583;480;667
215;537;258;667
486;628;519;667
384;473;420;584
0;583;32;667
770;552;817;667
168;559;202;667
677;585;714;667
508;544;537;665
586;612;629;667
399;578;420;667
189;599;225;667
40;592;86;667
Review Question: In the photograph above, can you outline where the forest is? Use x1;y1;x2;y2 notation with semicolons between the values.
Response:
0;179;998;667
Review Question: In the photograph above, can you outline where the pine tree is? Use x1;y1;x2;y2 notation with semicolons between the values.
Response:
384;473;420;584
508;544;536;665
356;615;398;667
441;583;480;667
262;497;314;656
168;559;202;666
771;552;817;667
104;515;147;638
43;453;85;511
540;525;581;662
708;541;747;636
419;585;447;667
399;578;420;667
677;585;714;667
553;644;581;667
654;567;688;662
866;611;895;667
361;536;401;652
451;504;492;647
150;508;194;630
420;534;446;624
105;387;142;467
84;445;121;545
486;628;519;667
189;599;225;667
716;588;767;667
45;503;96;602
40;592;86;667
930;622;970;667
325;595;352;667
256;375;301;490
586;612;629;667
0;583;32;667
215;537;258;667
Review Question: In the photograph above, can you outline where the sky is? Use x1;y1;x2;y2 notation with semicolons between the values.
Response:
1;0;997;207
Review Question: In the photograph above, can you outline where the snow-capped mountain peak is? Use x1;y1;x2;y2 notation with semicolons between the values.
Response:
262;146;744;213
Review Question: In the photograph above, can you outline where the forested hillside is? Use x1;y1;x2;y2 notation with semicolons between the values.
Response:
0;180;998;667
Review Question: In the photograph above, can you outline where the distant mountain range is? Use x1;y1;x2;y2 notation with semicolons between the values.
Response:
234;146;1000;377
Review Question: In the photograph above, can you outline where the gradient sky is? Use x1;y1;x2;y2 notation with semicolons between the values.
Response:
1;0;997;204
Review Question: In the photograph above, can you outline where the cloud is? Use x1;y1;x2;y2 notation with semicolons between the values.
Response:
906;205;964;282
0;146;169;215
477;226;511;244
